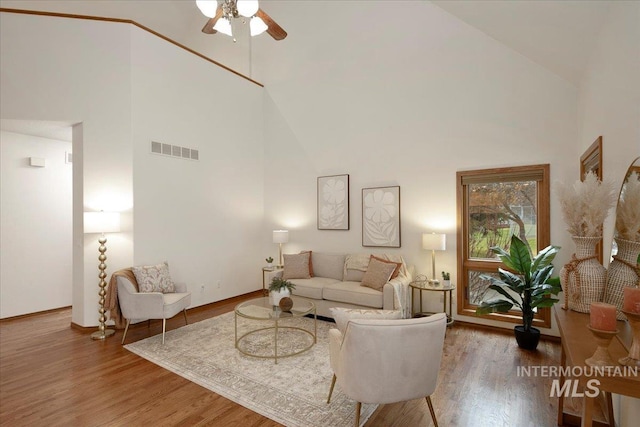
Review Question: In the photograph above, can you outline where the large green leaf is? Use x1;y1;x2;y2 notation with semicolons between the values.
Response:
497;268;525;292
531;244;559;270
487;284;522;309
476;299;514;314
507;235;532;277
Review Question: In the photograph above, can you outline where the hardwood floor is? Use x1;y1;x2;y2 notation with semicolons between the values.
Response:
0;293;596;426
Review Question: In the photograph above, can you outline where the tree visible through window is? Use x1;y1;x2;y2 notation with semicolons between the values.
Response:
457;165;551;327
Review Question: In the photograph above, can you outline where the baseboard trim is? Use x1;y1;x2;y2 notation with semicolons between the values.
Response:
0;305;72;323
455;319;561;342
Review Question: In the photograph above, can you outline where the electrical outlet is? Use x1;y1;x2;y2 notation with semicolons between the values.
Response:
217;281;221;289
200;284;205;292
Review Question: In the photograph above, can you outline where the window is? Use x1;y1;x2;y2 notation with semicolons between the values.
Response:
456;164;551;327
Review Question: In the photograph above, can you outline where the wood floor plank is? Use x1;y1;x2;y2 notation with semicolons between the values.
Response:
1;293;605;426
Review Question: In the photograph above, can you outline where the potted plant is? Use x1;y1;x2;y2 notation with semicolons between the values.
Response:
265;256;274;268
441;271;451;287
269;277;296;306
476;234;562;350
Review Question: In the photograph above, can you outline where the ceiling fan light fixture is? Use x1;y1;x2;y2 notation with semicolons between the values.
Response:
250;16;268;36
196;0;219;18
237;0;259;18
213;17;233;36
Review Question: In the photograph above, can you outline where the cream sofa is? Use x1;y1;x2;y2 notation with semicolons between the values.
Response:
267;252;413;319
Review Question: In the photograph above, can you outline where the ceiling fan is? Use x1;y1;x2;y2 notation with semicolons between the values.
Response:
196;0;287;41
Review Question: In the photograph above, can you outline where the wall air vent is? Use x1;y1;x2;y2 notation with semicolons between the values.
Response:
150;141;199;161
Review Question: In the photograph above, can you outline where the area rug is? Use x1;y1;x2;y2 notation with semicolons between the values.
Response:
124;312;377;427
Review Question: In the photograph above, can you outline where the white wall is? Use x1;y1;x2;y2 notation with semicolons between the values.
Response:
0;131;72;317
130;27;264;304
577;1;640;423
0;13;133;326
0;11;264;324
255;0;579;333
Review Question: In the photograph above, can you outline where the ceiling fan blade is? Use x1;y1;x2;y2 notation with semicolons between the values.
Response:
201;8;224;34
256;9;287;41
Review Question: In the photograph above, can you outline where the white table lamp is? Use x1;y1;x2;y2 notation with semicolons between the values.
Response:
273;230;289;268
84;211;121;340
422;233;446;284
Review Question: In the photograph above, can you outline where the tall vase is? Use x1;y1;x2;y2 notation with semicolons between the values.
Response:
560;236;607;313
604;238;640;320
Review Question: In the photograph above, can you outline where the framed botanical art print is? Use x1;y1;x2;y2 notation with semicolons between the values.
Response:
362;185;401;247
317;174;349;230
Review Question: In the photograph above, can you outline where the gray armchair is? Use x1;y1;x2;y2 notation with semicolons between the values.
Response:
327;313;446;427
117;275;191;344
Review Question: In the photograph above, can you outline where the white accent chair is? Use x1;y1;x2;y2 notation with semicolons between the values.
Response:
327;313;447;427
117;276;191;344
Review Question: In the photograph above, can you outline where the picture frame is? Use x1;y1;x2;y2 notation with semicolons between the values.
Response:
317;174;349;230
580;136;603;263
362;185;401;247
580;136;602;180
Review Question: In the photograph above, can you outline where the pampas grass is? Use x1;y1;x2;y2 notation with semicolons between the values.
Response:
616;171;640;241
555;171;617;237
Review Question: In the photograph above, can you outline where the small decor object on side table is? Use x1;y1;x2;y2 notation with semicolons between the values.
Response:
441;271;451;288
619;288;640;367
265;256;274;269
586;302;619;367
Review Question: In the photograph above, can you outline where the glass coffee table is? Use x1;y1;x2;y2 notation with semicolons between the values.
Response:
234;296;316;364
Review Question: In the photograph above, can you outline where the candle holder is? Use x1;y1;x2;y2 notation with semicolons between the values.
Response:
585;325;619;367
618;310;640;367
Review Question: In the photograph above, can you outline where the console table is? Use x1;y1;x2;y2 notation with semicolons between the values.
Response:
554;306;639;427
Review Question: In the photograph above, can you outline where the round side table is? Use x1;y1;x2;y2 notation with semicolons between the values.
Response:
410;281;455;326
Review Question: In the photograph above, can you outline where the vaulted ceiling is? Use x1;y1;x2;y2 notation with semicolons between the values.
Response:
0;0;615;140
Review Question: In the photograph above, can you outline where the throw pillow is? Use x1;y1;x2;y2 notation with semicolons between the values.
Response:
360;257;397;291
300;250;314;277
132;261;175;293
330;307;403;334
370;255;402;279
282;252;311;280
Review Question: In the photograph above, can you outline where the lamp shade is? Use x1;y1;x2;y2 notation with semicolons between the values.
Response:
422;233;446;251
273;230;289;244
213;17;233;36
250;16;268;36
196;0;218;18
84;212;121;234
237;0;259;18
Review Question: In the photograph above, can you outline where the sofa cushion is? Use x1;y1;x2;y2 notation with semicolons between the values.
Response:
361;257;396;291
311;252;345;281
344;268;365;282
132;261;175;293
371;255;402;279
330;307;402;334
289;277;340;300
300;250;314;277
282;252;311;280
323;281;383;308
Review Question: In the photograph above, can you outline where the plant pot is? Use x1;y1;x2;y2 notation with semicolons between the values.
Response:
514;325;540;350
269;288;290;306
560;236;606;313
604;238;640;320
